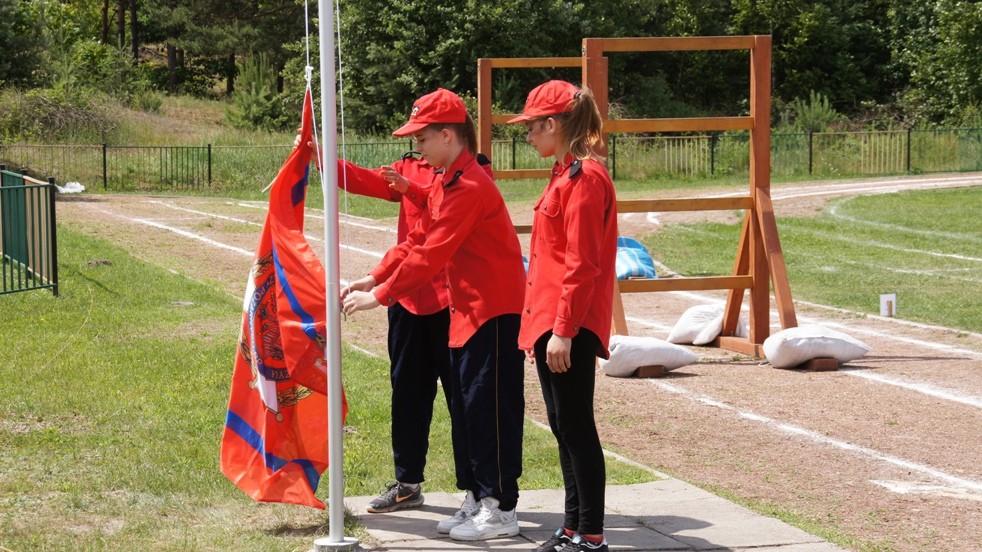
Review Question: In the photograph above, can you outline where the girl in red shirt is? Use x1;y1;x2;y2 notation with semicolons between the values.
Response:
342;88;527;542
509;80;618;552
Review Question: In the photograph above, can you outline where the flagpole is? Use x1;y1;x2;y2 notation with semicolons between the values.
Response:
313;0;356;549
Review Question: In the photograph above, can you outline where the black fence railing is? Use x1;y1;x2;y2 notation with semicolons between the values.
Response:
0;165;58;296
1;129;981;192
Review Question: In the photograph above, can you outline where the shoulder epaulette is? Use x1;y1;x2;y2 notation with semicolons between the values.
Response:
476;152;492;166
568;159;582;178
402;150;422;160
445;170;464;188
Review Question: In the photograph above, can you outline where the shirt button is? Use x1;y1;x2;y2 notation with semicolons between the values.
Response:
450;307;456;313
526;308;531;314
387;297;394;303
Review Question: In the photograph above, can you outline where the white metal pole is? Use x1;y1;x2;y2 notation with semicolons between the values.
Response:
313;0;353;549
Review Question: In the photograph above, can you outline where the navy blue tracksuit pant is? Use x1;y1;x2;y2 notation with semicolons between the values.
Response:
449;314;525;512
387;303;452;484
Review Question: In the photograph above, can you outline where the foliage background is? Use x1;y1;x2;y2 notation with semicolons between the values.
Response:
3;0;982;137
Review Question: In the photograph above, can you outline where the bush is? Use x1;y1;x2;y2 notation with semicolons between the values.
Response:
0;87;117;142
226;53;294;132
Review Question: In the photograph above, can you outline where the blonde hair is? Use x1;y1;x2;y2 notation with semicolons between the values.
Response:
552;87;604;162
431;112;478;156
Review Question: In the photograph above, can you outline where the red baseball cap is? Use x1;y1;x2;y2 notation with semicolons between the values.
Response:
506;80;580;123
392;88;469;137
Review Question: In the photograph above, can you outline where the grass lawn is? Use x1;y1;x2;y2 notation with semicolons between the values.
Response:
644;186;982;333
0;229;653;551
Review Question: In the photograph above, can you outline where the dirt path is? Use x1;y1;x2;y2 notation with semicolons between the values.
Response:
56;173;982;552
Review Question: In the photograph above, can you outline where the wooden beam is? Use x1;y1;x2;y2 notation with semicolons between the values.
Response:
715;336;764;357
477;59;493;158
617;197;753;213
605;117;753;134
611;276;629;336
590;36;757;52
755;189;798;329
583;40;609;158
485;57;581;69
513;224;532;235
491;114;520;125
722;216;751;336
618;275;753;293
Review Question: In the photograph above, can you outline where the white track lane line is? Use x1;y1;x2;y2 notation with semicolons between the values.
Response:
828;202;982;243
89;206;356;284
651;380;982;494
150;200;383;259
131;200;982;405
840;368;982;409
233;201;397;234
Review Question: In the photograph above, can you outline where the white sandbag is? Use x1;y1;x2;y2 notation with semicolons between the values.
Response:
600;335;699;377
668;304;747;345
55;181;85;194
763;324;871;369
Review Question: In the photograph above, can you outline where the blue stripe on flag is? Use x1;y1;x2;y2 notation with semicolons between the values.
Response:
271;242;320;341
291;166;310;207
225;410;321;489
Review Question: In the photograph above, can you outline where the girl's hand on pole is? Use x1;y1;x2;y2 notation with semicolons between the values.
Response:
546;334;573;373
340;275;376;299
341;290;380;316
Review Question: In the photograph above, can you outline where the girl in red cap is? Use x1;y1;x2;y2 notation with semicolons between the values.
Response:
342;88;527;542
298;124;492;515
508;80;617;552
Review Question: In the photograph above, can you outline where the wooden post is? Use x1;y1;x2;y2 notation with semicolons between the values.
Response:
582;39;609;158
477;59;493;158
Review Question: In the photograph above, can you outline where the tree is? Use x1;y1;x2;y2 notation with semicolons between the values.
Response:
0;0;42;88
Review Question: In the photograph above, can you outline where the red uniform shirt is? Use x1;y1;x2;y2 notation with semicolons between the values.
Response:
337;157;446;315
370;151;526;347
518;156;618;357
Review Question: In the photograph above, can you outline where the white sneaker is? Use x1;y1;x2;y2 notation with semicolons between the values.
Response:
436;490;479;534
448;496;519;541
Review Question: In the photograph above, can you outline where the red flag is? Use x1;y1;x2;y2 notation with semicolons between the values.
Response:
220;90;347;509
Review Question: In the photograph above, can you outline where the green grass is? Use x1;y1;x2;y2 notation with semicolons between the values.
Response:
0;228;654;551
644;186;982;333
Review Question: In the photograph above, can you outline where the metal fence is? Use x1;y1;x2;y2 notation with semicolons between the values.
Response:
1;128;981;192
1;166;58;296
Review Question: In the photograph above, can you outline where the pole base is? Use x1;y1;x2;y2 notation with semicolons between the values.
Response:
312;536;359;551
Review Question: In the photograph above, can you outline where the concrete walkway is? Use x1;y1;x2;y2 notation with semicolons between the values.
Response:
343;479;847;551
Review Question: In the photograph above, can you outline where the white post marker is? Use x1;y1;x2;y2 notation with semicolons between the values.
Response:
880;293;897;317
313;0;357;549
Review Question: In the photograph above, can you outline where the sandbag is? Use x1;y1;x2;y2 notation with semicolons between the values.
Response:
600;335;699;377
615;236;657;280
668;304;748;345
763;324;871;369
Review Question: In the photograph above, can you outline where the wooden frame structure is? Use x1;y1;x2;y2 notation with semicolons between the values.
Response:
477;36;797;357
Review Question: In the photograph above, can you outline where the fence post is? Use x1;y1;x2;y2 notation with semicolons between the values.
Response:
808;131;814;175
610;134;616;180
511;136;516;170
906;128;912;174
710;134;717;175
47;176;59;297
102;143;108;189
207;144;212;186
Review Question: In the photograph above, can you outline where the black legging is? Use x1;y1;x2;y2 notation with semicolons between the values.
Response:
534;329;605;535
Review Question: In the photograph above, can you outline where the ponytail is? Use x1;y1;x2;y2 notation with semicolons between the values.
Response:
432;112;478;157
555;87;604;162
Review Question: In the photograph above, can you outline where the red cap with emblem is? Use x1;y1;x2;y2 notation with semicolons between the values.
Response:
392;88;469;137
507;80;580;124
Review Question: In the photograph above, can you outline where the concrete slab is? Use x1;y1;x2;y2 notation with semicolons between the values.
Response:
344;481;846;551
